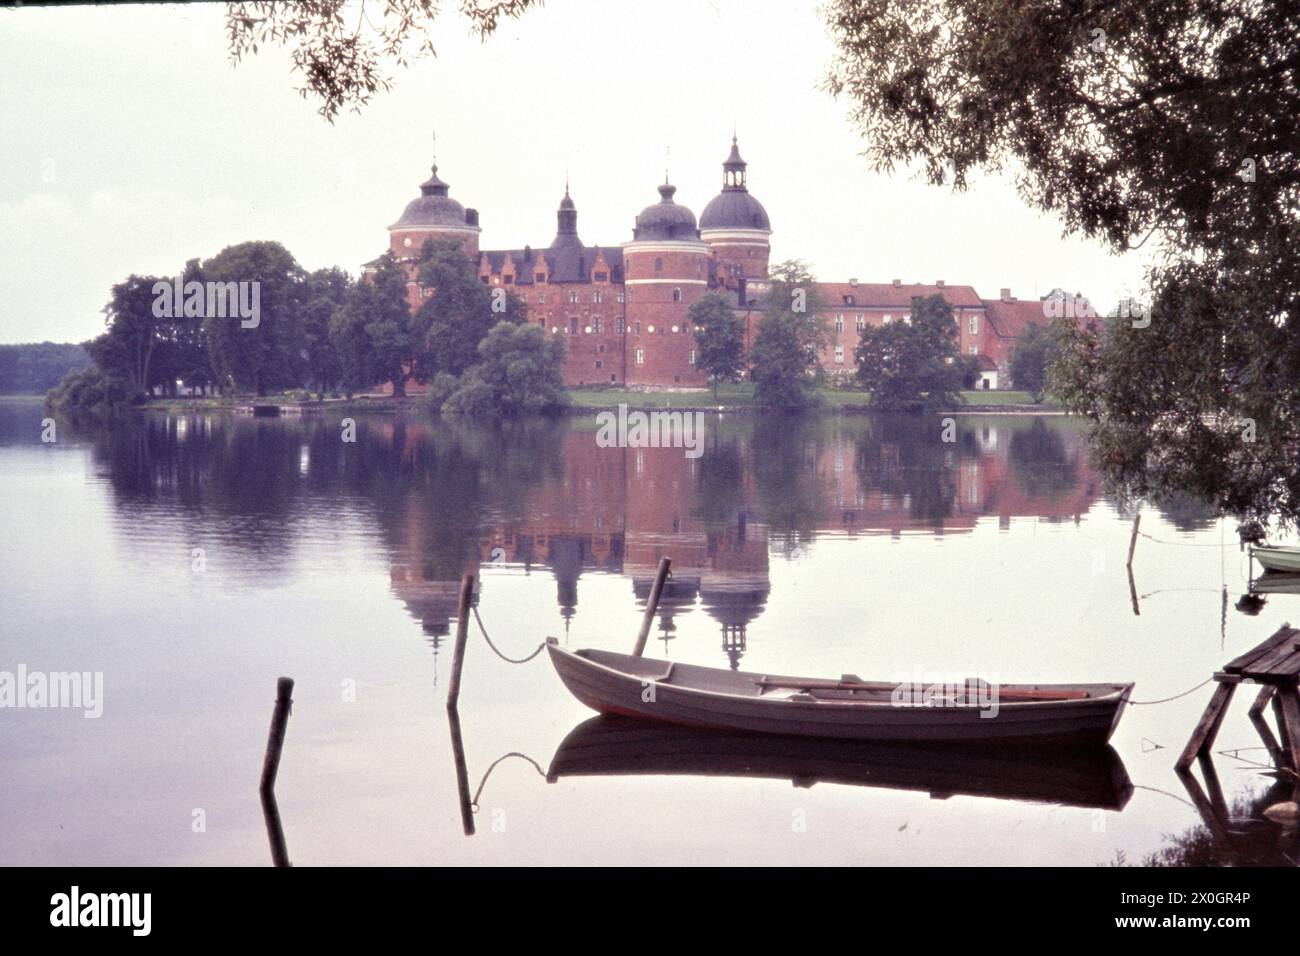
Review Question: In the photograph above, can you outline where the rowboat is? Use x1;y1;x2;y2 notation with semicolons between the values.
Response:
545;640;1132;745
547;716;1134;810
1251;544;1300;574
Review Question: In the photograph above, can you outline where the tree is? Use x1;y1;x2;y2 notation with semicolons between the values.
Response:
750;260;828;410
85;275;167;397
226;0;539;121
825;0;1300;523
301;267;351;399
689;292;746;400
441;321;568;417
361;252;417;397
854;294;964;412
329;283;378;399
1009;321;1062;403
201;241;305;396
412;238;524;382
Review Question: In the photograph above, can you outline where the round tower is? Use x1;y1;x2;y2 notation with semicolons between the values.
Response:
623;179;710;386
387;161;481;260
700;137;771;299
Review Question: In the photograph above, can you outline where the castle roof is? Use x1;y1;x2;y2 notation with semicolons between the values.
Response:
631;182;700;242
700;137;770;232
390;163;477;230
816;282;984;309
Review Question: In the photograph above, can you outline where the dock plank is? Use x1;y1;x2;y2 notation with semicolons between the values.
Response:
1225;626;1298;674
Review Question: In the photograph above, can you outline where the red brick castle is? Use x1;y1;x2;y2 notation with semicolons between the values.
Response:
369;138;1056;390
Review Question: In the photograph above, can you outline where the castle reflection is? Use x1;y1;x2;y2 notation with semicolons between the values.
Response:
382;414;1100;668
69;408;1100;669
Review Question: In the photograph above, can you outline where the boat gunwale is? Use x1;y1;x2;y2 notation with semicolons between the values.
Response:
548;643;1134;711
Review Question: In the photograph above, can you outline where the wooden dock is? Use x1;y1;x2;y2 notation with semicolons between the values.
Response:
1177;623;1300;772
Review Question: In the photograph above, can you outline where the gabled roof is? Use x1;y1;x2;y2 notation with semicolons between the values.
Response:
480;245;624;284
981;297;1051;339
816;282;985;309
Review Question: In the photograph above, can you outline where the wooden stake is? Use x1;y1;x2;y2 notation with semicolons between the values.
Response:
1247;685;1283;768
1176;681;1235;770
447;706;476;837
632;557;672;657
260;788;291;867
259;677;294;795
1126;512;1141;569
445;574;476;711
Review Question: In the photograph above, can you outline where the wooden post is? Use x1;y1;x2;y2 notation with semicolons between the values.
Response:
260;788;291;867
1126;512;1141;569
1277;689;1300;775
259;677;294;794
632;557;672;657
1247;685;1283;768
445;574;476;711
447;706;476;837
1127;565;1140;616
1176;681;1235;770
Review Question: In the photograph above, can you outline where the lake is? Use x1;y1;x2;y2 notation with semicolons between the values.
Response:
0;398;1293;866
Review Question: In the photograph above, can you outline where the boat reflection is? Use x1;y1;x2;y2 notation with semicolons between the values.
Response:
543;715;1134;811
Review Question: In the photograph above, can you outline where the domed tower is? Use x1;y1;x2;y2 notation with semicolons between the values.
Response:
622;179;710;386
700;137;771;300
387;161;481;261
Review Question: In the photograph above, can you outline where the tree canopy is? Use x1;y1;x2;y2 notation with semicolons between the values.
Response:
689;292;746;400
750;260;828;410
826;0;1300;523
854;294;964;412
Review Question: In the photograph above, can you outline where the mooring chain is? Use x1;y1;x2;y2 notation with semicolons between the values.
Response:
1128;676;1216;706
469;751;546;812
471;605;547;664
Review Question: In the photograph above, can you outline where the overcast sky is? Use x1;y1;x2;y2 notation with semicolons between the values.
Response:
0;0;1154;345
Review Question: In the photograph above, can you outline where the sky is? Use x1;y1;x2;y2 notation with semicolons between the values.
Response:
0;0;1155;345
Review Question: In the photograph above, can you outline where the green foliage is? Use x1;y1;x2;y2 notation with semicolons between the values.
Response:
854;294;964;411
689;292;746;399
751;260;827;410
1009;320;1064;403
826;0;1300;522
360;253;417;397
0;343;91;395
200;241;306;396
44;365;135;416
86;274;168;397
413;238;525;381
301;267;351;398
226;0;539;121
441;321;568;417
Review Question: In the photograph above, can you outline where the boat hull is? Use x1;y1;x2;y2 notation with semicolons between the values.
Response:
548;715;1134;810
547;644;1131;746
1252;546;1300;574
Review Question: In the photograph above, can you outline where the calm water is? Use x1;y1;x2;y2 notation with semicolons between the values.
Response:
0;399;1294;866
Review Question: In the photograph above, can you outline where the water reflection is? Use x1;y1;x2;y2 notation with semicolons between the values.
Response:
42;410;1107;671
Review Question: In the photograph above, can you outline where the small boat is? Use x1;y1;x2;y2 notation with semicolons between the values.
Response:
1251;544;1300;574
1250;571;1300;595
547;716;1134;810
546;640;1132;746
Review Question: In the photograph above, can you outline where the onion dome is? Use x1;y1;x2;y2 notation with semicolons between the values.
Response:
390;163;473;229
632;181;699;241
700;137;771;232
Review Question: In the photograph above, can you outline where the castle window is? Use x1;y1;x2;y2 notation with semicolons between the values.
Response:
634;322;641;335
616;317;625;334
595;271;607;282
843;294;855;305
696;259;702;275
538;293;545;304
834;314;844;333
672;288;682;303
594;317;603;334
688;349;696;365
570;318;579;334
616;291;625;304
503;275;513;284
856;314;866;332
593;290;603;304
969;345;978;355
596;360;603;369
882;313;892;324
535;273;546;283
834;345;845;364
480;276;489;284
568;291;579;304
654;258;663;272
635;348;644;366
969;314;979;335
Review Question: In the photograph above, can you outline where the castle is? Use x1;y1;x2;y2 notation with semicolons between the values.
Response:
368;138;1053;391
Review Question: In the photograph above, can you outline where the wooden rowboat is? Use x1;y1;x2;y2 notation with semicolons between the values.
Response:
1251;544;1300;574
546;640;1132;746
547;715;1134;810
